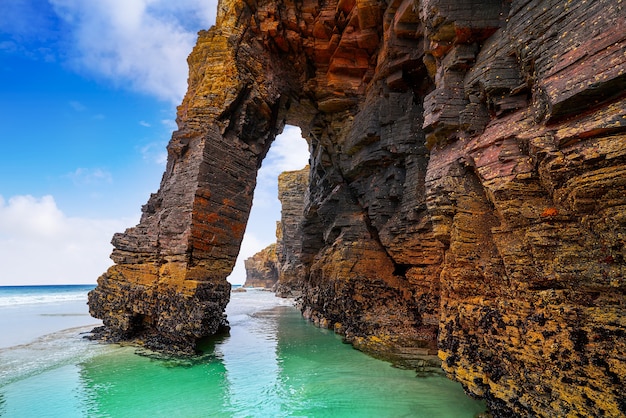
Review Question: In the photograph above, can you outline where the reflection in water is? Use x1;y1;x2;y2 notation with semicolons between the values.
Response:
76;302;486;417
272;307;488;417
216;308;283;415
1;291;486;417
77;346;231;416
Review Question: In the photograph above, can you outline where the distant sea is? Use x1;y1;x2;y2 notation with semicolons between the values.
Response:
0;285;486;417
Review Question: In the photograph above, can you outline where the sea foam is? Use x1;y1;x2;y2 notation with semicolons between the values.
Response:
0;326;107;387
0;285;93;307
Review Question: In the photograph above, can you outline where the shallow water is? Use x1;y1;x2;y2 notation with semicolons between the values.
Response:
0;287;486;417
0;285;100;348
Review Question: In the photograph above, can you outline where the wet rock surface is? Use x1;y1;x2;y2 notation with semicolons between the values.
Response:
89;0;626;415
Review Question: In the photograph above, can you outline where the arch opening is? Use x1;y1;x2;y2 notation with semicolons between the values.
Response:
227;125;310;285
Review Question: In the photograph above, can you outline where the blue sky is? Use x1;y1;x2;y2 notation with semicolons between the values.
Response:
0;0;309;285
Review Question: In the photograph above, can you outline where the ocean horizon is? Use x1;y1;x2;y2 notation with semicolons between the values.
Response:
0;285;486;417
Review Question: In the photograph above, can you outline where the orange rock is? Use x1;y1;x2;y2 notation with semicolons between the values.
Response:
540;207;559;217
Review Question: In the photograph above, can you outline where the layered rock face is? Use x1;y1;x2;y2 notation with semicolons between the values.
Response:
88;6;294;351
89;0;625;415
243;167;309;292
274;167;310;297
420;2;626;416
243;244;278;288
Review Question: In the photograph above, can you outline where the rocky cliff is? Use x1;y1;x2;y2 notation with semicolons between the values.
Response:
243;167;309;290
89;0;626;415
243;243;279;288
274;167;310;297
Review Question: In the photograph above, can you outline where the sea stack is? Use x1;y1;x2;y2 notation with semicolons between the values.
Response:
89;0;626;415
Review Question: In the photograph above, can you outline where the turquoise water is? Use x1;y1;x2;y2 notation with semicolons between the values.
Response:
0;287;486;417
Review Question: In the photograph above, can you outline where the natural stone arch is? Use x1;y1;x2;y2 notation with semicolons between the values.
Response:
88;0;428;353
88;1;313;352
88;0;626;415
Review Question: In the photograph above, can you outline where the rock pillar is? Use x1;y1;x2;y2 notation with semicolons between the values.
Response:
88;2;293;352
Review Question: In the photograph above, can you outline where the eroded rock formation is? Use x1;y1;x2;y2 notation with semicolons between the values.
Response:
243;244;278;288
274;167;310;297
89;0;626;415
242;167;309;292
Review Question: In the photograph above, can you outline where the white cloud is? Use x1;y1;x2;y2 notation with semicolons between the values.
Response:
259;126;310;180
139;120;151;127
0;195;135;285
161;119;177;129
49;0;217;103
0;195;63;238
253;126;309;209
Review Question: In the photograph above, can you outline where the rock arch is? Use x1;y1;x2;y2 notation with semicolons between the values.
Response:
88;0;433;354
88;0;626;415
88;2;309;350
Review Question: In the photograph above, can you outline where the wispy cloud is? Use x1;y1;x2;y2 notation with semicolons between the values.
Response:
64;167;113;185
139;120;151;127
140;142;168;165
69;100;86;111
48;0;217;103
0;41;18;53
0;195;135;285
161;119;177;129
0;1;60;47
